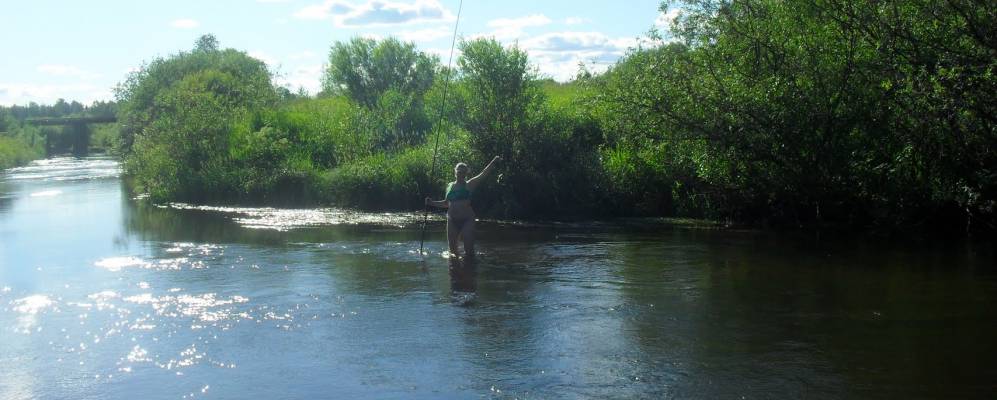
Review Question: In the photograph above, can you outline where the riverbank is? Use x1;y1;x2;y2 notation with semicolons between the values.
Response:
113;27;995;235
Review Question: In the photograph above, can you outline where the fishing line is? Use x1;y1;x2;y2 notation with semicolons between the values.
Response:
419;0;463;254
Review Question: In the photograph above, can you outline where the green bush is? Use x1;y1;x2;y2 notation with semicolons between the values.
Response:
321;126;471;210
117;35;279;202
0;136;42;169
0;116;44;169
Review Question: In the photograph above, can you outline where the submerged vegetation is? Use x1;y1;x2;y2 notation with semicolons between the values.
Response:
3;0;987;234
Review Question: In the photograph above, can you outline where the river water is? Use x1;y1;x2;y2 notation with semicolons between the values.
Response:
1;157;995;399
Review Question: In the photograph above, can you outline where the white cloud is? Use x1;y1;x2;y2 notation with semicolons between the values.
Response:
358;32;384;41
289;50;318;60
423;47;461;62
522;31;631;54
295;2;337;19
170;19;200;29
397;26;451;42
564;17;585;25
655;7;680;30
486;14;552;40
274;64;325;94
0;83;109;106
294;0;454;27
517;31;636;81
248;50;278;67
36;64;101;79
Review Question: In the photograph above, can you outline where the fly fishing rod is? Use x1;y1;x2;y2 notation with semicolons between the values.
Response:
419;0;463;254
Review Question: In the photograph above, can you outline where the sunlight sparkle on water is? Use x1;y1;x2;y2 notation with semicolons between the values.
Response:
11;295;56;334
29;189;62;197
12;294;55;314
94;256;204;271
123;293;250;323
164;203;442;230
94;257;147;271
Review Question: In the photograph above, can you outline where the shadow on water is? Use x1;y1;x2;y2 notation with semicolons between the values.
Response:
449;257;477;304
0;181;13;214
112;164;997;398
5;157;997;399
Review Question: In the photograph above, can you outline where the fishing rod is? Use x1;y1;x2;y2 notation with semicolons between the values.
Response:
419;0;463;254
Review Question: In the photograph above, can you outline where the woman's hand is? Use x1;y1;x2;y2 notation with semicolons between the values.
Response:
492;155;502;163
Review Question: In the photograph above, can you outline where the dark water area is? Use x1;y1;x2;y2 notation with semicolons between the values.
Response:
1;157;996;399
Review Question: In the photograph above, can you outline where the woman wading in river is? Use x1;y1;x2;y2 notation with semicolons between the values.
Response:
425;156;501;258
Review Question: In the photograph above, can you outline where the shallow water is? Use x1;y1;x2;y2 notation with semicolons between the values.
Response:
1;157;996;399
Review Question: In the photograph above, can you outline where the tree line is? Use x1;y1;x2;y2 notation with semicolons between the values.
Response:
0;100;119;167
107;0;994;234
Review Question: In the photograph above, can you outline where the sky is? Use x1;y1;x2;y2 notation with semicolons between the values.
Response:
0;0;676;106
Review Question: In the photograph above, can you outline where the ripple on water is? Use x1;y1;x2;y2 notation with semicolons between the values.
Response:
3;157;121;182
163;203;443;231
10;294;57;334
123;293;250;323
289;241;434;263
94;254;211;271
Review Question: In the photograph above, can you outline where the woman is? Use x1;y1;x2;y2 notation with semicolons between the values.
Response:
425;156;501;258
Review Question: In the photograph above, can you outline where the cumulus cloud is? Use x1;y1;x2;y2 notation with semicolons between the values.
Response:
486;14;552;40
423;46;461;62
655;7;680;30
518;31;636;81
398;26;452;42
170;19;200;29
0;83;108;106
522;31;631;54
248;50;278;67
289;50;318;60
294;0;454;27
274;64;325;94
36;64;101;79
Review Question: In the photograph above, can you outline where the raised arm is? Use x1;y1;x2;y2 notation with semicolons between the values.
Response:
467;156;501;189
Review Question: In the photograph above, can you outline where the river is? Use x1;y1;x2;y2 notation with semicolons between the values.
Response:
1;157;995;399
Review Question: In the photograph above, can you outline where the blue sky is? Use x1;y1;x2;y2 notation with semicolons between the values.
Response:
0;0;675;106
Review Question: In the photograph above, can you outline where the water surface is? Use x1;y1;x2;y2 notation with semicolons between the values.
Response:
2;157;995;399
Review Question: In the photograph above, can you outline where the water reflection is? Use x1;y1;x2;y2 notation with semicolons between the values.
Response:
449;257;476;305
3;157;997;399
0;181;13;214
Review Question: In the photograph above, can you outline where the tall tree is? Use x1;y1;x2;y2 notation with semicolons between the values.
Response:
322;37;437;107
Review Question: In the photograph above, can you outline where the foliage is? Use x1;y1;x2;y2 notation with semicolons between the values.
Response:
0;112;44;168
453;38;608;217
321;127;470;210
116;35;276;154
0;133;43;170
107;7;995;235
116;35;279;202
593;0;996;231
0;100;120;156
321;37;441;147
322;37;437;106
